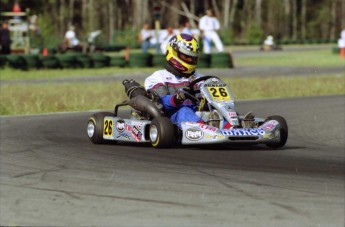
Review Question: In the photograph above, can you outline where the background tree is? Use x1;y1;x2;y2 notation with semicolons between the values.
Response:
0;0;343;48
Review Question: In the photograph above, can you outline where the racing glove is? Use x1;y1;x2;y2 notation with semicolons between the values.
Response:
173;87;197;105
173;89;186;105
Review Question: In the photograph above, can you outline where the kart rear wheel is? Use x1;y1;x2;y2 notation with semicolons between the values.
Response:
149;117;176;148
87;112;117;144
265;115;288;149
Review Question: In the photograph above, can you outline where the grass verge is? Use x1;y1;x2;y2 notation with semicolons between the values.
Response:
234;49;344;67
0;67;155;81
1;74;344;115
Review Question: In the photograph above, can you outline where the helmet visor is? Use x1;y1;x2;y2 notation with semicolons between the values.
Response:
177;52;198;65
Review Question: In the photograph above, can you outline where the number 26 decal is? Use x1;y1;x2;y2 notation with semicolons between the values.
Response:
207;87;231;101
103;119;113;137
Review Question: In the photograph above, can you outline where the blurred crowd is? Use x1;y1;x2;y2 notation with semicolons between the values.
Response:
138;9;224;54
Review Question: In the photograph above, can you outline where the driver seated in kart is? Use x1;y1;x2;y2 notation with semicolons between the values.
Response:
144;33;232;129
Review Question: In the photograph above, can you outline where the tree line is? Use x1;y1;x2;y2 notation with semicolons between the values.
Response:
1;0;344;47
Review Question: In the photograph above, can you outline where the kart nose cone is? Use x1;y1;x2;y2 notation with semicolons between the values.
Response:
87;121;95;138
150;125;158;142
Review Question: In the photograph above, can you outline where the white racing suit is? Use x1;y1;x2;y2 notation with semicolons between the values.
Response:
199;15;224;53
144;69;204;128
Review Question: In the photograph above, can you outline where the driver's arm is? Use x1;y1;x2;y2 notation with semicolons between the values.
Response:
144;73;168;97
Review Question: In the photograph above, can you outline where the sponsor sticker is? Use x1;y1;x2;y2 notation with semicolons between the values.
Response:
116;132;131;140
228;112;237;117
263;133;272;139
221;128;265;136
260;120;278;131
116;120;125;132
185;121;199;126
131;123;143;142
230;118;239;126
185;128;204;141
200;124;217;132
205;135;225;140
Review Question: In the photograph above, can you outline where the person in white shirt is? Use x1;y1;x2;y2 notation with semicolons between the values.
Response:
138;23;160;53
160;26;175;54
64;25;79;48
338;29;345;58
144;33;232;129
198;9;224;54
179;20;192;36
264;35;274;46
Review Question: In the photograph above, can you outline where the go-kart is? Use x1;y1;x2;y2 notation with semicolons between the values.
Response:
87;76;288;149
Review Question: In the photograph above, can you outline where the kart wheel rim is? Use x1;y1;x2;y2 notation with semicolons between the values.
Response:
87;121;95;138
150;125;158;142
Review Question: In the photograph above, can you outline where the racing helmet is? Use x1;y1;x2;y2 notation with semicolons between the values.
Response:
165;33;199;76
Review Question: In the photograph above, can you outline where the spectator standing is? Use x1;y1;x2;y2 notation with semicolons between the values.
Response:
198;9;224;54
138;23;160;53
0;21;11;55
160;26;175;54
179;20;192;36
63;25;86;53
65;25;80;48
29;15;40;35
338;29;345;58
138;23;152;53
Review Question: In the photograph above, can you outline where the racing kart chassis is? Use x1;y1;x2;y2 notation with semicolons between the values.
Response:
87;76;288;149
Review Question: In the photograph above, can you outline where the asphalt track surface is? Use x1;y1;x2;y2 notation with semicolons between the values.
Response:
1;95;344;226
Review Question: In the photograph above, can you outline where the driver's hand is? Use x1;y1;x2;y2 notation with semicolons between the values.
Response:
174;89;186;105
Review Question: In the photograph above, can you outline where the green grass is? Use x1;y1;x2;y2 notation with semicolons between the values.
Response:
234;49;344;67
1;46;344;115
1;74;344;115
0;67;155;81
0;46;343;81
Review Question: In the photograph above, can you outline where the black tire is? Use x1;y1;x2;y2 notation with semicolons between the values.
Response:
129;53;152;67
152;54;166;67
56;54;77;68
39;55;61;69
90;54;110;68
6;55;26;69
198;54;210;68
266;115;288;149
87;112;117;144
109;56;127;67
149;117;176;148
76;55;93;68
22;55;41;69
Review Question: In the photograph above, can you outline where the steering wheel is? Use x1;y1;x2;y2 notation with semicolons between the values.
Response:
177;75;220;104
188;75;220;92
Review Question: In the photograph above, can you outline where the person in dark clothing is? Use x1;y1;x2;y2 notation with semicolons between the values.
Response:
0;21;11;55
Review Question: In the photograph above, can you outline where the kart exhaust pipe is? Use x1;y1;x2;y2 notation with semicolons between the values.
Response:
122;79;163;118
123;79;147;99
128;95;162;118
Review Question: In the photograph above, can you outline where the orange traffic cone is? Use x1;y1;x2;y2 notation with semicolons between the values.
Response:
340;48;345;59
42;48;48;56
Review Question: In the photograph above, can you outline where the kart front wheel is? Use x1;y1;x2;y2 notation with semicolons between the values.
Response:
149;117;176;148
87;112;117;144
265;115;288;149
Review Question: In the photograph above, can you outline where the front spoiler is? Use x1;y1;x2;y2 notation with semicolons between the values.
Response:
180;121;281;145
102;117;281;146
